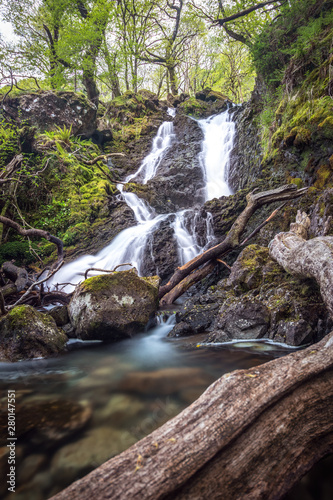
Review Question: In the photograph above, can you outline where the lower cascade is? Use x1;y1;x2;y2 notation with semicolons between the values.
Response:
49;108;236;291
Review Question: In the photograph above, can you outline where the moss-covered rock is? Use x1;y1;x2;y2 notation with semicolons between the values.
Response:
0;305;67;362
1;91;97;136
68;269;159;341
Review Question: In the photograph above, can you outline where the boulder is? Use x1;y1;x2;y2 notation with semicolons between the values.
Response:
68;270;159;341
0;305;67;362
0;397;92;447
2;91;97;136
51;426;137;486
211;298;271;341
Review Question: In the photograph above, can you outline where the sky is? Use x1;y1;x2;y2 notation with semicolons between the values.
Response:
0;18;15;42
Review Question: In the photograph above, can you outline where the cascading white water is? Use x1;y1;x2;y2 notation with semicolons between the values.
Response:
172;211;202;265
49;107;235;291
198;109;235;201
126;120;175;184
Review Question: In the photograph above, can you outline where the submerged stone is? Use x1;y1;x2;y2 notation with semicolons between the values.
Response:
0;305;67;362
68;269;159;341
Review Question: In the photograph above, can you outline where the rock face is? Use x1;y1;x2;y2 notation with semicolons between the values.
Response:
2;91;97;136
143;114;206;213
0;305;67;362
68;270;159;341
140;218;179;283
169;245;332;346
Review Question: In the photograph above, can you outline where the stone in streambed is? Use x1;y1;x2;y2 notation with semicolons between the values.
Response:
0;305;67;362
119;367;214;396
51;426;137;485
68;269;159;341
0;397;92;447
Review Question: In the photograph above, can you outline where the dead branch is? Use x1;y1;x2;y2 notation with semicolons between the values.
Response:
7;260;64;310
1;261;30;292
50;331;333;500
159;185;307;304
0;216;63;262
84;263;133;279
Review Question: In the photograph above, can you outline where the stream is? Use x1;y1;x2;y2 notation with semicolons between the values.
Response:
0;108;309;499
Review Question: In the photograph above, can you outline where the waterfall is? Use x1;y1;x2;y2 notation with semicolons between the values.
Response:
48;107;235;291
126;120;175;184
198;110;235;200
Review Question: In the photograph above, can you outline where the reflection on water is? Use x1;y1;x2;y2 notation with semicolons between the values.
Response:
0;321;297;500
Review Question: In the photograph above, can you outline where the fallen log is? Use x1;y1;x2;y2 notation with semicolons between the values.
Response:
1;261;30;291
159;184;307;304
269;211;333;318
51;332;333;500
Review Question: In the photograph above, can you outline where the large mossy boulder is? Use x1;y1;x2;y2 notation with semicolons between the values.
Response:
68;270;159;341
2;91;97;136
0;305;67;362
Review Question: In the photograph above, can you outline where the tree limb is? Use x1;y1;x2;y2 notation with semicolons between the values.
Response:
0;216;63;262
214;0;280;26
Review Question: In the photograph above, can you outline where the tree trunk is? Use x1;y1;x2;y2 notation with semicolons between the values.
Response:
168;64;178;95
269;211;333;318
51;332;333;500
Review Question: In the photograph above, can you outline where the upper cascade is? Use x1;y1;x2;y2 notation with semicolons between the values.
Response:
198;109;235;201
126;113;175;184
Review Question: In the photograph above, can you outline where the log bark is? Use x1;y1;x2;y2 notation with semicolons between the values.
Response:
159;184;307;303
269;211;333;318
51;332;333;500
1;261;30;292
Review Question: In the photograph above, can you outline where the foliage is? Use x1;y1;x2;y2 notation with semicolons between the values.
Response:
252;0;333;87
0;121;20;166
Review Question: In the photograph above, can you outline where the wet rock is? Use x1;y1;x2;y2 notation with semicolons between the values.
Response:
51;426;137;485
94;393;146;427
68;269;159;341
0;398;92;447
66;201;136;260
168;301;221;337
0;305;67;362
168;284;229;338
48;305;69;327
143;115;206;212
274;320;314;346
140;218;179;283
17;454;47;484
207;245;331;346
173;244;331;347
2;91;97;136
229;100;263;192
211;298;270;341
119;367;214;396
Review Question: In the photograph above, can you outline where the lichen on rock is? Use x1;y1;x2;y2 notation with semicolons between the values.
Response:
68;269;159;341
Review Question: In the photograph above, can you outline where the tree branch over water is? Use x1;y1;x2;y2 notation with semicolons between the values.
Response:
159;184;307;305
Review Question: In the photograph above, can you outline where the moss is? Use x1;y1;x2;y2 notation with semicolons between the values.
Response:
287;177;304;189
314;163;333;189
178;97;208;117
